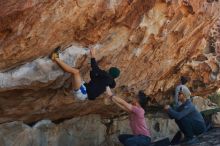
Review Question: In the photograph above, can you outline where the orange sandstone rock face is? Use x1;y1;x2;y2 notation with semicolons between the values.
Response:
0;0;154;70
0;0;220;124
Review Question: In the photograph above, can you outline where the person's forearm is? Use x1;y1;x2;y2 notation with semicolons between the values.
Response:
112;95;126;106
91;58;97;67
111;95;132;111
168;107;192;120
105;86;132;112
112;98;128;111
91;58;101;72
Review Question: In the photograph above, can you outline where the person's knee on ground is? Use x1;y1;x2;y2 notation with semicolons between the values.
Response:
118;135;125;144
175;117;194;139
123;136;150;146
118;134;133;144
192;120;206;136
176;117;205;139
124;139;137;146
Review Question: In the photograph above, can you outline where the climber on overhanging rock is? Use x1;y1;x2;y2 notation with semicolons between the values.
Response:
173;76;191;108
164;87;206;146
51;46;120;100
105;87;151;146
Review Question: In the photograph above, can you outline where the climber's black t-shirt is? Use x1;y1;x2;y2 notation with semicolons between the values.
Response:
84;58;116;100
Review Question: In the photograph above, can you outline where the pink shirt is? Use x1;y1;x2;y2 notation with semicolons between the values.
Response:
129;106;151;137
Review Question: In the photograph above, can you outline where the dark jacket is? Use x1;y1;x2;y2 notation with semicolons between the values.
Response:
84;58;116;100
168;99;205;124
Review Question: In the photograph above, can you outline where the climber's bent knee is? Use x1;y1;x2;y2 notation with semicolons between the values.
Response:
72;83;88;100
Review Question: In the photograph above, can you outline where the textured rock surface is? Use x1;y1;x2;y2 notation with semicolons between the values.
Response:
0;115;106;146
0;114;178;146
0;114;220;146
192;96;219;111
192;96;220;127
0;0;220;125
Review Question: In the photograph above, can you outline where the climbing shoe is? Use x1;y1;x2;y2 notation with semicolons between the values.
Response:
50;46;61;60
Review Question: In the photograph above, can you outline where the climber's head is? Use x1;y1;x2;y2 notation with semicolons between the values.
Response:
132;90;149;109
108;67;120;79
